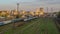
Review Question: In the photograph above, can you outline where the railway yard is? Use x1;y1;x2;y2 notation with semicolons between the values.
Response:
0;17;60;34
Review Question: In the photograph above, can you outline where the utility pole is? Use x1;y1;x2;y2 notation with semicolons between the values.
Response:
51;8;53;13
46;7;49;17
51;8;54;17
47;7;48;13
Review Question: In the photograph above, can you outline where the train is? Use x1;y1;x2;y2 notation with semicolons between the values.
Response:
0;18;23;26
0;17;38;26
24;17;37;21
0;22;4;26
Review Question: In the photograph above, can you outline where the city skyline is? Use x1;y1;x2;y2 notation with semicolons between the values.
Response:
0;0;60;12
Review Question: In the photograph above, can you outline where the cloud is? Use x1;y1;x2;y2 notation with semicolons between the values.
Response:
36;0;56;1
18;0;36;2
47;1;60;4
36;0;60;4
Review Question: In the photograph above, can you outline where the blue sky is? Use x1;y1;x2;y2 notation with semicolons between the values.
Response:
0;0;60;11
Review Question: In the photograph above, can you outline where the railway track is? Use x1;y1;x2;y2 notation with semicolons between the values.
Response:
16;18;59;34
54;18;60;32
0;17;38;34
0;18;59;34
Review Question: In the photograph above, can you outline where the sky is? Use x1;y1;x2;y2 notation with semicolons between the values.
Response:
0;0;60;12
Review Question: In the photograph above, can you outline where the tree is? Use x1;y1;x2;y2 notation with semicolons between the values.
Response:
16;15;19;18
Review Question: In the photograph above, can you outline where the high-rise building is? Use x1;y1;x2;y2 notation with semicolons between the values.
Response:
40;8;44;12
39;8;44;15
17;3;19;12
35;8;44;17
